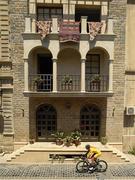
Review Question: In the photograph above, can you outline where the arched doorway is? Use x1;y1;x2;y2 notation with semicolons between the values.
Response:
36;104;57;141
29;47;53;92
80;104;100;141
85;47;110;92
57;48;81;91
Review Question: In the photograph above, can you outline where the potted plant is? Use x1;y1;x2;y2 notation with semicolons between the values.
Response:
51;130;65;145
90;74;101;92
90;74;101;83
29;138;35;144
100;136;108;145
71;130;82;146
64;135;73;147
62;75;72;90
62;75;72;84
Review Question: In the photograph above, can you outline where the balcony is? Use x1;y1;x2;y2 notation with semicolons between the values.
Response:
23;16;114;97
29;74;109;94
23;16;114;40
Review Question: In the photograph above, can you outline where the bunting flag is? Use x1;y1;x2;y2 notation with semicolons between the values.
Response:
36;21;52;39
59;21;80;42
88;22;103;41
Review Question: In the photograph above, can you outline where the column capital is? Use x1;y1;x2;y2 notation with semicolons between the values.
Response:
52;58;57;62
109;59;114;63
81;59;86;62
24;58;28;62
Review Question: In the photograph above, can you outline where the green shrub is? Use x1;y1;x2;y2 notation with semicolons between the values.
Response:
128;146;135;155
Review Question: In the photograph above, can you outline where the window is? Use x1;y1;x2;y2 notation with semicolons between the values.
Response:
80;105;100;139
75;6;101;22
86;54;100;74
37;7;63;21
37;54;52;74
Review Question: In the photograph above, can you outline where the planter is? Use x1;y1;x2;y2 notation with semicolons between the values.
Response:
65;142;72;147
73;140;81;146
29;139;35;144
56;139;63;145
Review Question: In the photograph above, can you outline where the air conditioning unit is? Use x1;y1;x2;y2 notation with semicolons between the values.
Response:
126;106;135;115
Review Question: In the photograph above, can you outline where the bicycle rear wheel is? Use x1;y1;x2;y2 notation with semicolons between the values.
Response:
76;160;89;173
97;160;108;172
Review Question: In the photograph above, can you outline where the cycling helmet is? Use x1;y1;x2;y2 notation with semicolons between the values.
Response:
85;144;90;150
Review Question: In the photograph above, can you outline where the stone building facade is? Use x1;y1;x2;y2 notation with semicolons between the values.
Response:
0;0;134;153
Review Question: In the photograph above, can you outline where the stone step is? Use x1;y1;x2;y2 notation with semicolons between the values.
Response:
5;143;130;164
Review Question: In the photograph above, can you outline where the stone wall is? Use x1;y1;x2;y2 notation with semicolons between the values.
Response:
29;97;107;141
9;0;29;144
106;0;126;142
124;2;135;151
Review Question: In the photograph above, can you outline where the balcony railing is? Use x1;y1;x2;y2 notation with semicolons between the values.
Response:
24;17;114;36
29;74;109;93
57;75;81;91
86;74;109;92
29;74;53;92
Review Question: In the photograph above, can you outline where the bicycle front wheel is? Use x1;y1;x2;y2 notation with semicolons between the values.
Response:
76;160;89;173
97;160;108;172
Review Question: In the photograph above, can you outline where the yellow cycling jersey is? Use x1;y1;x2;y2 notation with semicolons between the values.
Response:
87;146;102;158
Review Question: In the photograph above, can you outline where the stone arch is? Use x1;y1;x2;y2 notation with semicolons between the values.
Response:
28;46;53;87
57;48;81;75
85;47;110;92
28;46;53;60
86;47;110;60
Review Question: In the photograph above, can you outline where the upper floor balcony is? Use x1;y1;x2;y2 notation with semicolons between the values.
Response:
23;3;115;97
23;46;113;97
23;16;114;42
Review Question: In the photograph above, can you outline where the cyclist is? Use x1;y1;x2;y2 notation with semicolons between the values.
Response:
85;144;101;166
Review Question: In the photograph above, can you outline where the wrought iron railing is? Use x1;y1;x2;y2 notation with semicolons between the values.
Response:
29;74;109;93
29;74;53;92
86;74;109;92
57;75;80;91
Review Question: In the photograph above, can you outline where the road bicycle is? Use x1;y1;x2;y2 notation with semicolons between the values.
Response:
76;155;108;173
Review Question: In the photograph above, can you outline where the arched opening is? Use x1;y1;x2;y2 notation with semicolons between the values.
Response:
57;48;81;91
29;47;53;91
85;47;110;92
36;104;57;141
80;104;100;141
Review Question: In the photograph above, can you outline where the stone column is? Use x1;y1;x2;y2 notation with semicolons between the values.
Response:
81;16;87;34
81;59;86;92
52;17;58;33
108;59;113;92
52;59;57;92
24;59;29;91
32;18;36;33
69;4;75;21
25;17;31;33
107;18;114;34
101;4;108;34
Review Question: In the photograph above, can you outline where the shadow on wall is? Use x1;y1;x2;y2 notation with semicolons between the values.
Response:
0;115;4;133
124;115;135;127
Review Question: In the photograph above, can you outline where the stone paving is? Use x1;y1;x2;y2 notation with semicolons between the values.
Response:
0;164;135;179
